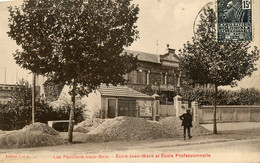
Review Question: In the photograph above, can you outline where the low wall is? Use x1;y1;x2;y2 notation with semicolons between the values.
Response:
199;105;260;123
159;105;175;117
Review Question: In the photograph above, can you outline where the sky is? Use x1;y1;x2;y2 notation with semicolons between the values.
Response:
0;0;259;90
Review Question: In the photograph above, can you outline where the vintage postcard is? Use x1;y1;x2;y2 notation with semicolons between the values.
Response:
0;0;260;163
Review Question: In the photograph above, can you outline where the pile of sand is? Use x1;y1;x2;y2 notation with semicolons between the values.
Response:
74;118;105;133
0;130;4;139
0;131;65;149
81;116;172;142
76;116;211;143
159;116;211;136
0;123;65;148
21;122;59;135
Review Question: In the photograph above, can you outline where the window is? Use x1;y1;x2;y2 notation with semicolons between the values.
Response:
137;71;142;84
118;100;137;117
127;70;138;84
133;70;138;84
147;71;150;85
127;72;132;83
168;75;174;85
137;70;147;85
141;71;147;85
161;73;167;85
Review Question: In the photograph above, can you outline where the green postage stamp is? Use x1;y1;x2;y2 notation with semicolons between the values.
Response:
217;0;252;41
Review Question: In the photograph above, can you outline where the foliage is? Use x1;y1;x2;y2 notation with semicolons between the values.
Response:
0;80;85;131
137;86;177;104
157;91;176;104
49;87;88;122
237;88;260;105
0;102;85;131
179;7;259;87
0;104;18;130
9;79;32;110
179;7;259;134
8;0;139;94
181;87;214;105
138;86;155;96
8;0;139;142
181;87;260;105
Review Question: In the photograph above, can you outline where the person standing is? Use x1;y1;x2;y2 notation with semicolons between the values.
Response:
179;109;193;140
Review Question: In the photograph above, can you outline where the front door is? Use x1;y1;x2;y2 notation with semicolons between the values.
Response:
108;99;116;118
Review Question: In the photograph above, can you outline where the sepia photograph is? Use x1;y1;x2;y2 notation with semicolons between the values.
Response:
0;0;259;162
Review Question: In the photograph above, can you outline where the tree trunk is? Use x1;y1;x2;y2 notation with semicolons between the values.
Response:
68;82;76;143
32;73;36;124
213;84;218;134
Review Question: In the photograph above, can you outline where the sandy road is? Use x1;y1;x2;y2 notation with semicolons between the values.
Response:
0;122;260;163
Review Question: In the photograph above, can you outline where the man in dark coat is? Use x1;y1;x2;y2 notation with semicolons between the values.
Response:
179;109;193;140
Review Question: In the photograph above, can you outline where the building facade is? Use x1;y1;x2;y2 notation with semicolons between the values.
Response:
123;48;181;94
42;48;182;104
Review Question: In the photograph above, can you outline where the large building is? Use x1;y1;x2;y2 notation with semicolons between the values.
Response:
42;47;182;103
123;47;181;94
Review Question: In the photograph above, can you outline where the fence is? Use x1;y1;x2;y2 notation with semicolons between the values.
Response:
158;95;260;124
198;105;260;123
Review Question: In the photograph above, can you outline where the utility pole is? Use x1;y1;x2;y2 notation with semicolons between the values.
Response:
156;40;159;55
16;69;18;83
4;67;6;85
32;73;36;124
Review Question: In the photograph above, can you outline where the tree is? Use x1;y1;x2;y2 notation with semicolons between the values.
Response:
7;79;33;129
8;0;139;142
0;79;50;130
238;88;260;105
0;79;85;130
179;7;259;134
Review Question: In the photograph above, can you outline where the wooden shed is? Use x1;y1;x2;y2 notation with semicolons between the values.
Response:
98;84;158;119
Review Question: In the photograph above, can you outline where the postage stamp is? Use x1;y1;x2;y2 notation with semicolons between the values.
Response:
217;0;252;42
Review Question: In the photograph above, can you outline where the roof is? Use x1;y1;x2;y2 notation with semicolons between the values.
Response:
98;84;153;99
160;48;180;63
160;53;180;62
0;84;15;87
122;50;160;64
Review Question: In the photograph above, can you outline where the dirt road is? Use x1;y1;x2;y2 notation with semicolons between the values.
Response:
0;123;260;163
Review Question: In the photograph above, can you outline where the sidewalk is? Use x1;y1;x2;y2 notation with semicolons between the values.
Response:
114;122;260;152
139;123;260;150
201;122;260;131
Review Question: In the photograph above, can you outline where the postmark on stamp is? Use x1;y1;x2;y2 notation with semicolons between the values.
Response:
217;0;252;42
